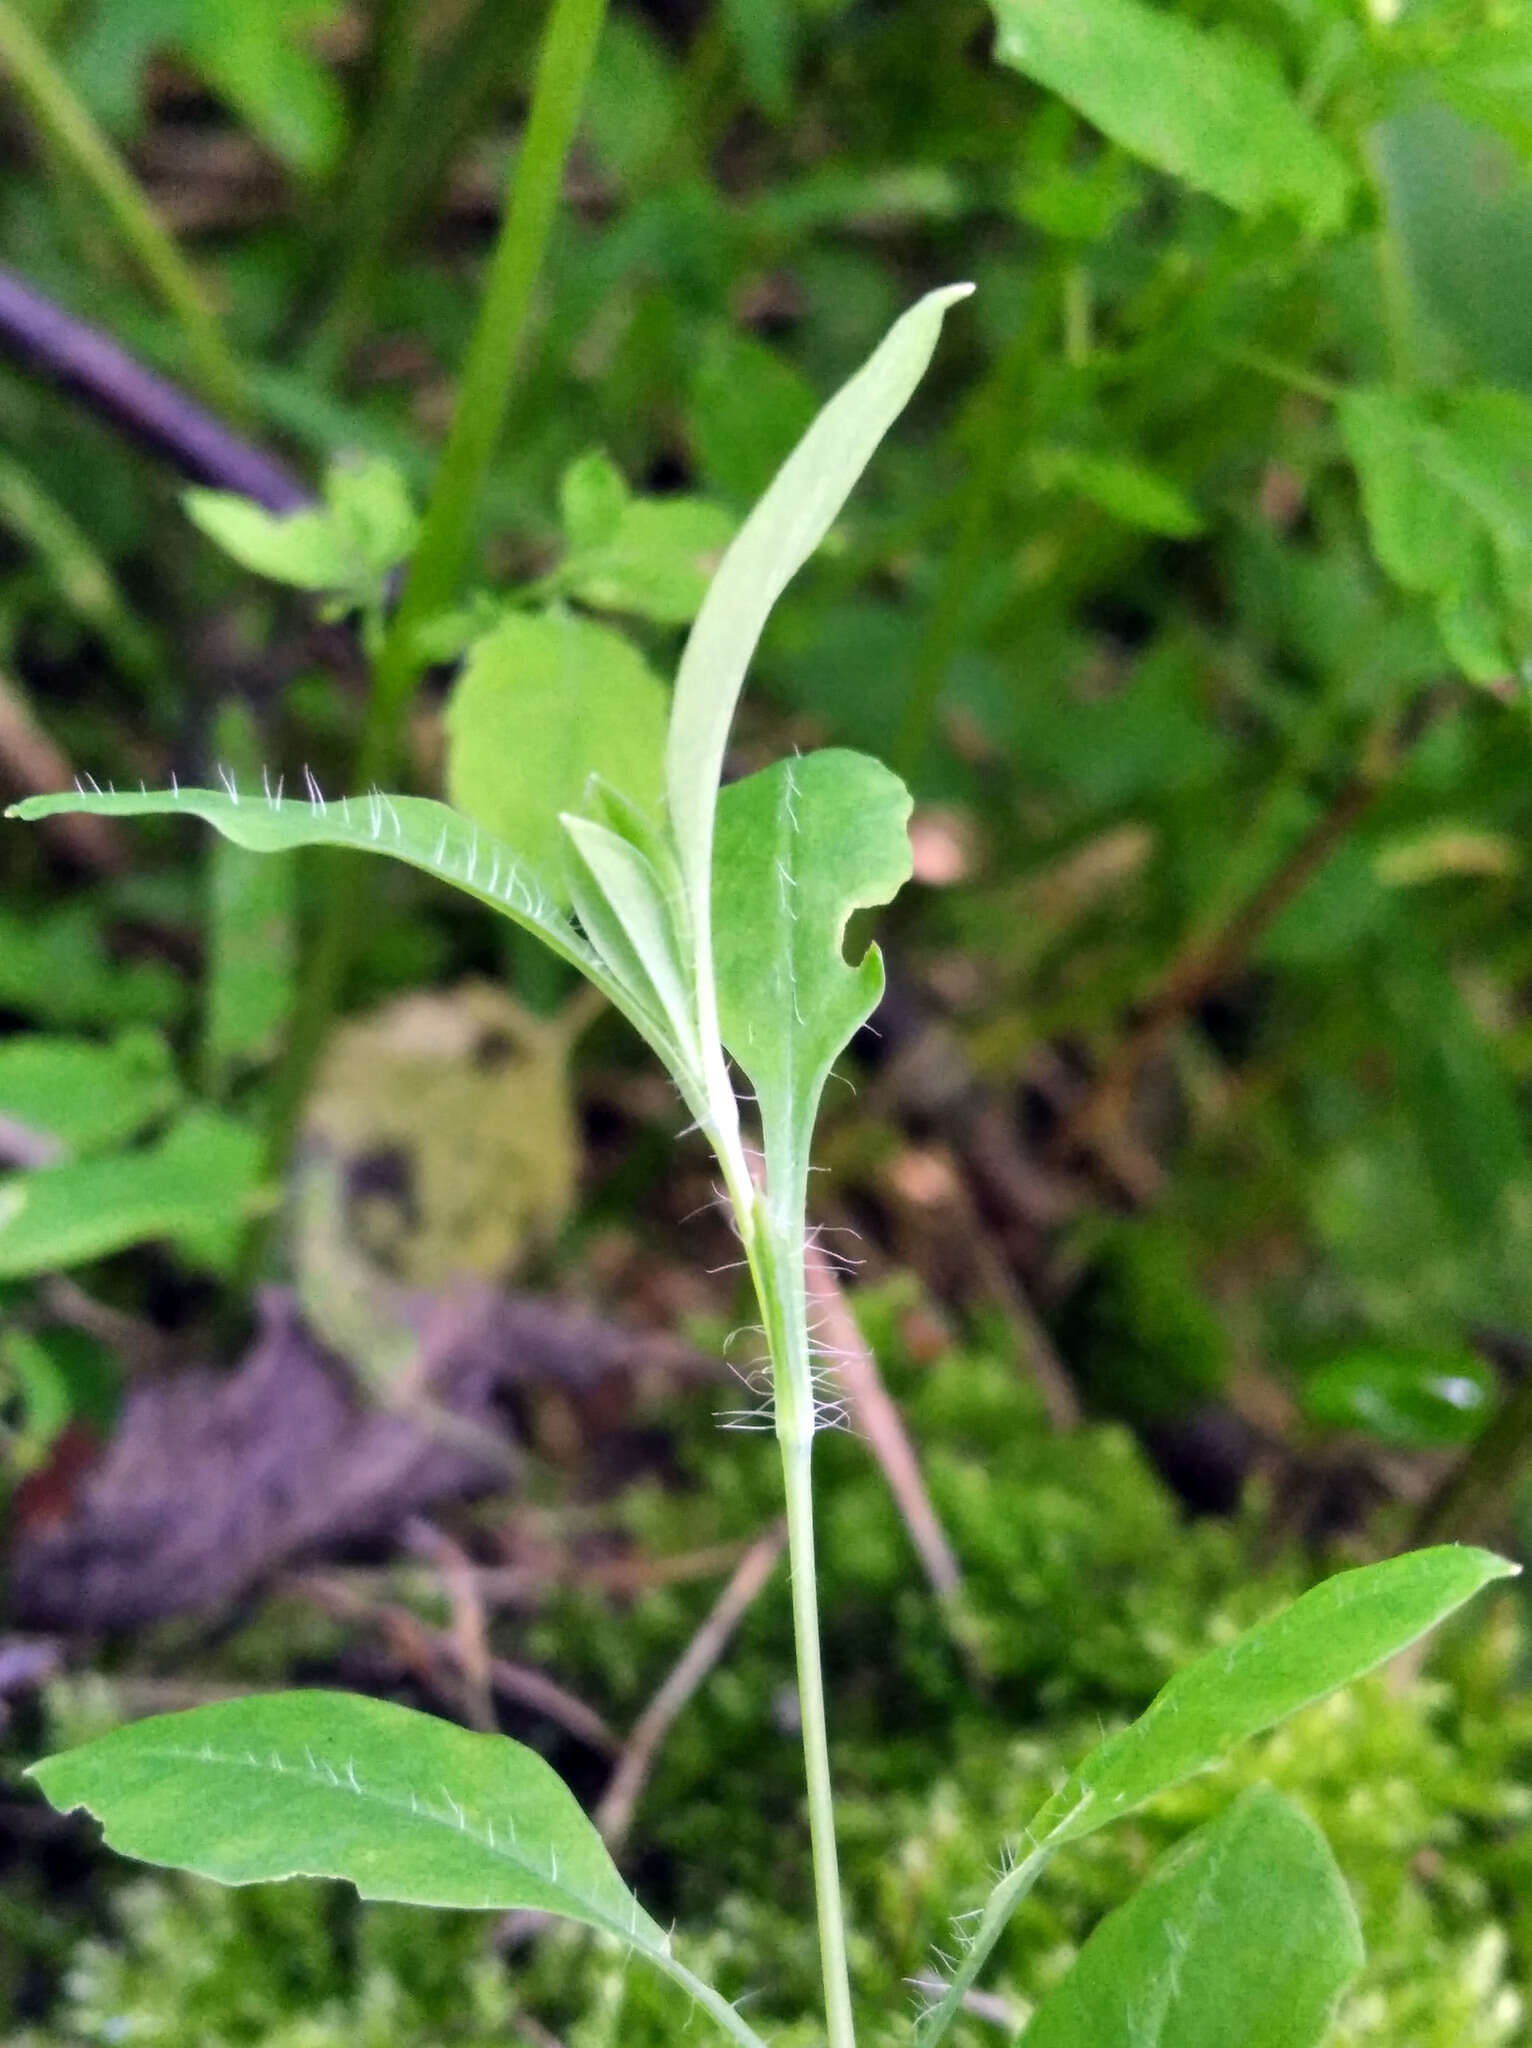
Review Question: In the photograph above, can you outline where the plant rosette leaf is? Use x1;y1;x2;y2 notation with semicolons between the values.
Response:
989;0;1352;235
30;1693;764;2048
1019;1785;1363;2048
664;284;972;995
712;748;913;1204
562;493;738;626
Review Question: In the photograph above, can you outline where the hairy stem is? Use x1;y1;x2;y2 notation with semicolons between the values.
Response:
749;1205;857;2048
0;3;244;415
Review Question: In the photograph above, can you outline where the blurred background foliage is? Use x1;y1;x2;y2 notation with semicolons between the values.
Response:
2;0;1532;2040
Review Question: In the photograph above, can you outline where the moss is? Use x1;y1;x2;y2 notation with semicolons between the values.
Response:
10;1300;1531;2045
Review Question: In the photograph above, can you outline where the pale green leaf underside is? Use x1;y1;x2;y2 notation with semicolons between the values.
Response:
1020;1787;1362;2048
31;1693;765;2048
665;284;971;916
990;0;1351;234
713;748;912;1188
7;784;598;978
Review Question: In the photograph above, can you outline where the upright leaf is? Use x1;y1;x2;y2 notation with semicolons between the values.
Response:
446;608;668;897
1020;1787;1363;2048
664;286;969;947
712;748;912;1197
990;0;1351;234
31;1693;762;2048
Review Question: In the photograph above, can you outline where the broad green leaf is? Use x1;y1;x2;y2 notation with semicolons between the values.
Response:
1339;385;1532;684
1019;1787;1362;2048
564;496;737;625
1032;446;1204;539
7;783;598;981
713;749;912;1198
1302;1347;1497;1450
31;1692;763;2048
446;609;668;900
665;286;968;949
186;456;417;608
1036;1546;1515;1843
989;0;1351;234
0;1109;260;1279
916;1545;1511;2048
0;1030;180;1157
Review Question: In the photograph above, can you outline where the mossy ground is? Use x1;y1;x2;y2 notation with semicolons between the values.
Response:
8;1297;1530;2046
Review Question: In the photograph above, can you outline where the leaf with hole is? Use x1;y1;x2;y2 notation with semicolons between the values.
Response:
1019;1786;1363;2048
712;748;912;1199
30;1692;763;2048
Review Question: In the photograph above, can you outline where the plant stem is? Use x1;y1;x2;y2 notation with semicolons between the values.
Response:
252;0;609;1233
781;1439;857;2048
0;2;244;416
367;0;609;745
746;1201;856;2048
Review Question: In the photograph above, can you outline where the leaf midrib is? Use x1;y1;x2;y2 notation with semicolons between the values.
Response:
132;1740;656;1948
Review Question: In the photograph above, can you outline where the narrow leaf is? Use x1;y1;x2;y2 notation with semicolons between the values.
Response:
990;0;1351;233
1037;1545;1516;1843
7;783;597;978
712;748;912;1197
446;608;669;900
664;286;969;930
1020;1787;1362;2048
31;1693;764;2048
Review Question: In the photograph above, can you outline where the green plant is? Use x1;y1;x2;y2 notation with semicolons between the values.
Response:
10;286;1519;2045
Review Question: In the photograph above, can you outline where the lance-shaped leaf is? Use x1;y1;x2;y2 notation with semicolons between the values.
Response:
990;0;1351;235
1019;1787;1363;2048
916;1544;1512;2048
31;1692;764;2048
665;286;968;963
1037;1544;1515;1844
7;783;599;982
712;749;912;1200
